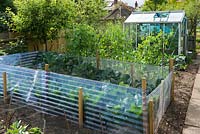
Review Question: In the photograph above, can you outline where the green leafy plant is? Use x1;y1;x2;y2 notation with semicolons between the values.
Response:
174;55;188;70
35;52;165;93
127;104;142;117
66;24;97;57
6;120;42;134
132;31;172;65
98;22;134;61
5;37;27;54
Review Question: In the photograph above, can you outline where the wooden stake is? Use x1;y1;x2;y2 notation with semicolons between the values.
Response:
142;77;148;134
3;72;8;104
45;64;49;72
79;88;83;128
142;77;147;91
131;64;134;87
149;99;154;134
169;58;174;72
171;72;175;102
96;51;100;70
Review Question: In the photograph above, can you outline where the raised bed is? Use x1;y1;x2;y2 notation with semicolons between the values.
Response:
0;52;174;134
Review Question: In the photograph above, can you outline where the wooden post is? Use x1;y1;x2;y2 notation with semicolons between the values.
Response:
79;88;83;128
142;77;147;91
131;64;134;87
3;72;8;104
44;64;49;88
171;72;175;102
45;64;49;72
169;58;174;72
142;77;148;134
96;51;100;70
148;99;154;134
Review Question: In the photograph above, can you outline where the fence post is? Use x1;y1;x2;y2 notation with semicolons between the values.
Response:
45;64;49;72
148;99;154;134
142;77;148;134
44;64;49;89
3;72;8;104
169;58;174;72
96;51;100;70
131;64;134;87
79;88;83;128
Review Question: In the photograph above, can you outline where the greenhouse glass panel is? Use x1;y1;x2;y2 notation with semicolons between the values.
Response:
124;10;188;55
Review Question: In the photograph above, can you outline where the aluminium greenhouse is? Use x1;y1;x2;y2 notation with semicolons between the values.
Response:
124;10;188;55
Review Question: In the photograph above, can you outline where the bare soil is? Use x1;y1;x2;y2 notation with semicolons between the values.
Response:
156;62;199;134
0;104;100;134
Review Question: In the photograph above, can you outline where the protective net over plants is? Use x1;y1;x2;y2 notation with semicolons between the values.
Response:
147;72;172;132
0;52;173;134
34;52;169;95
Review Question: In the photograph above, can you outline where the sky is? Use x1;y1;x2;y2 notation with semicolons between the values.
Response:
121;0;145;7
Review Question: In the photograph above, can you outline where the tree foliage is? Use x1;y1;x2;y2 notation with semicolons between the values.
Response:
6;0;75;51
142;0;167;11
66;24;97;56
4;0;107;51
0;0;16;32
74;0;107;26
163;0;200;37
183;0;200;37
66;22;134;60
97;23;134;61
0;0;15;12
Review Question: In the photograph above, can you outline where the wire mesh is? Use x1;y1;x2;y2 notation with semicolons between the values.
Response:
32;52;169;95
0;63;145;133
0;51;38;67
0;52;172;134
147;72;172;132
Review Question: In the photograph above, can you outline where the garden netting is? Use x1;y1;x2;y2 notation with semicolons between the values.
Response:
147;72;172;132
0;51;169;95
0;64;145;133
0;52;173;134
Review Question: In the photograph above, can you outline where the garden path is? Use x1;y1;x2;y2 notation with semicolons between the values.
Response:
183;54;200;134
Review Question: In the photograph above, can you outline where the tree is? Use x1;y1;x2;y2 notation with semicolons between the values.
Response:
183;0;200;40
0;0;15;12
163;0;200;50
97;23;134;61
142;0;167;11
7;0;75;51
0;0;16;32
66;24;98;56
74;0;107;26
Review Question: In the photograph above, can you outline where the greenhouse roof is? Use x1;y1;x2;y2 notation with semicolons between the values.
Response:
124;10;185;23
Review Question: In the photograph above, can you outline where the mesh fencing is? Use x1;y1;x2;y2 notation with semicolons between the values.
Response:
147;72;172;132
33;52;169;95
0;51;38;67
0;64;145;133
0;52;173;134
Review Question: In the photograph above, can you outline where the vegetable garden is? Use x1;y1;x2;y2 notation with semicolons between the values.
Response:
0;51;174;134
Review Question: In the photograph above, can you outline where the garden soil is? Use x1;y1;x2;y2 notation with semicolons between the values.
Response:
0;61;199;134
156;62;199;134
0;104;101;134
